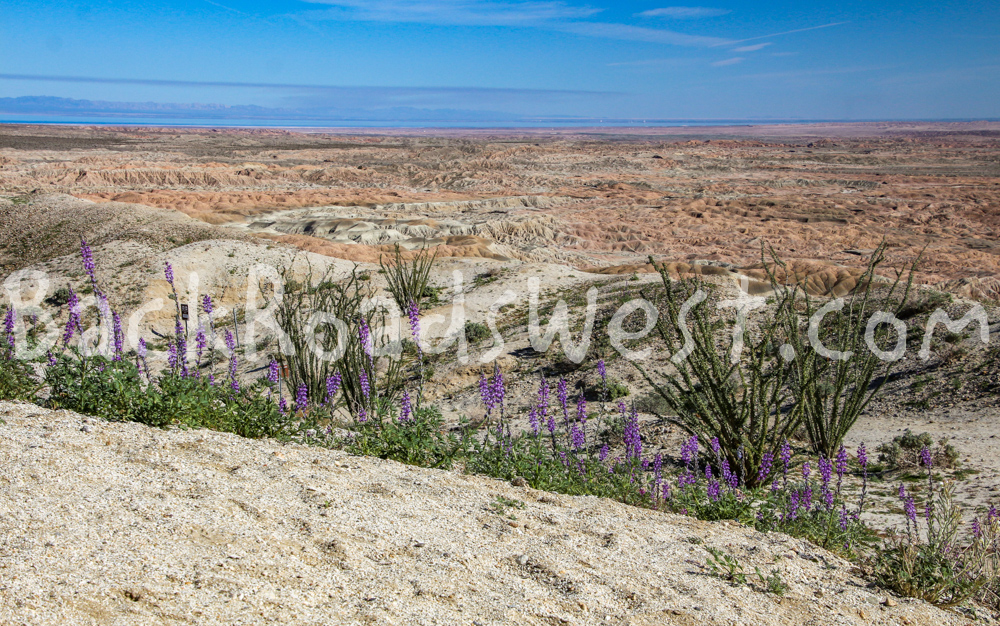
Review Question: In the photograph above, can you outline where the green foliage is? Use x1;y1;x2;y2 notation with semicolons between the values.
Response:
606;379;629;400
272;262;402;416
488;495;525;520
870;483;999;607
876;430;960;471
0;357;39;402
464;321;491;343
635;263;800;488
705;547;747;585
774;242;918;457
46;354;168;426
45;352;298;437
345;404;464;469
380;243;437;312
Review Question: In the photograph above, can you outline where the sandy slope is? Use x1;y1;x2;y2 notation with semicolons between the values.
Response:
0;401;974;626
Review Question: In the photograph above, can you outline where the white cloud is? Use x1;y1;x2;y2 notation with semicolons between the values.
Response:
558;22;732;47
733;42;771;52
637;6;730;18
711;56;744;66
299;0;602;26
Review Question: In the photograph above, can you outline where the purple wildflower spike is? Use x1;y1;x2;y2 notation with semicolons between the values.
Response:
202;294;213;315
112;311;124;360
359;370;371;400
3;307;15;356
325;372;342;404
857;443;868;469
758;451;774;484
399;390;413;423
296;383;308;411
920;446;933;469
407;300;421;350
528;407;539;437
267;359;279;384
623;405;641;461
164;261;174;286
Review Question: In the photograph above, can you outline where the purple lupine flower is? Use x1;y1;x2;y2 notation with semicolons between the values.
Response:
681;435;699;470
399;390;413;423
599;444;609;462
758;452;774;484
359;370;371;400
623;405;641;461
407;299;421;350
137;337;147;359
202;294;213;315
780;439;792;477
721;459;738;490
296;383;308;412
989;505;998;524
576;393;587;425
597;359;606;383
63;287;81;346
557;377;569;424
802;461;811;481
358;318;372;360
164;261;174;286
325;372;342;404
167;342;178;369
546;412;556;435
3;307;15;356
802;484;813;511
819;456;833;508
570;423;585;450
839;505;849;531
192;325;206;368
920;446;933;469
112;311;124;360
528;407;539;437
857;443;868;469
267;359;279;384
490;365;505;414
479;373;494;414
278;396;288;415
972;518;982;539
225;330;238;390
710;437;721;456
357;407;368;423
904;496;917;527
80;239;100;296
706;467;720;502
175;318;188;375
836;445;849;479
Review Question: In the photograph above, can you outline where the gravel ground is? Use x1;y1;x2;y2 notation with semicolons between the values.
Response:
0;401;979;625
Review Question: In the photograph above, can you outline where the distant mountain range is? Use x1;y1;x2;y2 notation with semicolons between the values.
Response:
0;95;532;123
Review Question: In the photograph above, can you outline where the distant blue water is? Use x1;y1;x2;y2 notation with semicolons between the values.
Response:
0;114;842;129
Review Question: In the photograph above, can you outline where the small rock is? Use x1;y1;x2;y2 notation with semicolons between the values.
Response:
414;542;425;548
516;554;529;566
80;425;93;433
883;598;897;607
511;476;527;487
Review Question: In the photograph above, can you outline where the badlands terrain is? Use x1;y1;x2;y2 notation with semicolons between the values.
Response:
1;122;1000;623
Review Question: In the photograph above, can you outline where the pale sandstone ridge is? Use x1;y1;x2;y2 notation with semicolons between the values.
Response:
0;401;970;625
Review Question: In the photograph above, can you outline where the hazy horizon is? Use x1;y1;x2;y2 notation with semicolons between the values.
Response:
1;1;998;124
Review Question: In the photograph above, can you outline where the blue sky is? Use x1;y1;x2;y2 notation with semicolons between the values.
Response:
1;0;998;121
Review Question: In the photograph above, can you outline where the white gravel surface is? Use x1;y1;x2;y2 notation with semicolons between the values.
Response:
0;401;976;625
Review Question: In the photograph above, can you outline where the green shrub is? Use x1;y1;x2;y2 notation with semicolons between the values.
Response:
876;430;960;470
464;321;490;343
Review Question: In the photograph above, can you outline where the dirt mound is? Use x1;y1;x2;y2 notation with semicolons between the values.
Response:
0;193;238;273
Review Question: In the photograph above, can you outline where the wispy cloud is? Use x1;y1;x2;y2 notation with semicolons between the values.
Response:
724;21;848;46
637;6;730;19
558;21;732;46
711;57;744;66
298;0;601;26
733;42;770;52
0;73;617;107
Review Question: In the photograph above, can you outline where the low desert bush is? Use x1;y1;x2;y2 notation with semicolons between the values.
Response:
875;429;961;471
